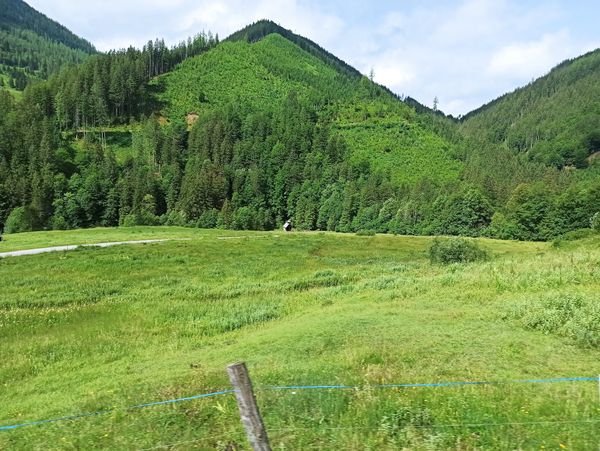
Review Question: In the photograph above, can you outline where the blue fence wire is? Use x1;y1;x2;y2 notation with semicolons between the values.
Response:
0;390;234;432
1;376;597;432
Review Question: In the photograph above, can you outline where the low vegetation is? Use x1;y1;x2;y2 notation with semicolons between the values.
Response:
428;237;488;264
1;228;599;449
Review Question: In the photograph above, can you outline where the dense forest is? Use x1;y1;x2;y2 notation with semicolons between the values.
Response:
0;0;96;89
0;13;599;241
461;48;600;169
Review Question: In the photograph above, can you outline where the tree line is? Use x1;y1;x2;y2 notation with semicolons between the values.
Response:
2;83;599;241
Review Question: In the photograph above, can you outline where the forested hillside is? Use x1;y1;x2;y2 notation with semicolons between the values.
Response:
0;14;598;241
459;49;600;240
1;21;472;237
462;49;600;169
0;0;95;90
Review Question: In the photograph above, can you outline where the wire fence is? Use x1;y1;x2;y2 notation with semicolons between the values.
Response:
2;375;598;432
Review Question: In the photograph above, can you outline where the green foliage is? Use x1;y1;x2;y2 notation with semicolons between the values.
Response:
0;0;95;88
428;237;488;264
591;212;600;232
4;206;33;233
356;229;376;236
335;109;462;186
505;293;600;348
164;210;188;227
1;16;599;243
552;228;595;247
196;208;219;229
227;20;362;81
428;188;493;236
462;49;600;169
154;34;352;118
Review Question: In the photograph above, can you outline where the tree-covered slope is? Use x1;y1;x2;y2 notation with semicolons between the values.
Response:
155;32;462;186
456;49;600;241
155;34;352;116
461;48;600;169
2;15;597;241
0;0;96;89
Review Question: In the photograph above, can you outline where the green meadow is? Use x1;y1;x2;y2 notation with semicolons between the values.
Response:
1;228;599;449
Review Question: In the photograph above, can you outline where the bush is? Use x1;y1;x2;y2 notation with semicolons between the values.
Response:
4;207;34;234
591;212;600;232
120;213;138;227
505;293;600;348
196;208;219;229
120;211;160;227
51;214;69;230
356;229;376;236
428;238;488;264
164;210;188;227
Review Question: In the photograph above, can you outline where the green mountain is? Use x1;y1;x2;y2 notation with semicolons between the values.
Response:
227;20;362;80
457;49;600;240
1;16;598;242
461;49;600;169
155;23;462;186
0;0;95;90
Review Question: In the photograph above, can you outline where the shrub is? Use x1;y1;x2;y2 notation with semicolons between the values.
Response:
120;213;138;227
591;212;600;232
4;207;34;234
196;208;219;229
51;215;69;230
505;293;600;348
120;211;160;227
428;238;488;264
164;210;188;227
356;229;376;236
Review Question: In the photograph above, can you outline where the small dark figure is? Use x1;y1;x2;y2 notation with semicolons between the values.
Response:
283;220;292;232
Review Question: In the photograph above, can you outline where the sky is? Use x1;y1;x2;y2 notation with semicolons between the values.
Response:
26;0;600;116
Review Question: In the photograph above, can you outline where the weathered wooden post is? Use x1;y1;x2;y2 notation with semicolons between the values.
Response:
227;362;271;451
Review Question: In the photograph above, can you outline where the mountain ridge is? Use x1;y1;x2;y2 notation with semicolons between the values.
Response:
0;0;95;90
461;47;600;169
0;0;95;53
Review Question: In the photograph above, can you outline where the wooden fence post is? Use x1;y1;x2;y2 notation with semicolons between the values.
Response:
227;362;271;451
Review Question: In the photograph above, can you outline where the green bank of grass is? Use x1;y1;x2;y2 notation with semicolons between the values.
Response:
1;229;599;449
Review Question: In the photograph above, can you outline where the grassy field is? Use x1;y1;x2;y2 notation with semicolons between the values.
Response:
1;228;599;450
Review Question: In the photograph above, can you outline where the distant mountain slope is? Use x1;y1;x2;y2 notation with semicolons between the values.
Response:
226;19;362;81
0;0;95;89
461;48;600;168
155;31;461;185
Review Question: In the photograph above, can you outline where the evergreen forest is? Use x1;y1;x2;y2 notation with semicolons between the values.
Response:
1;5;600;242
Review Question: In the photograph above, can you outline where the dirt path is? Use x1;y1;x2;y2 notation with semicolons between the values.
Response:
0;239;171;259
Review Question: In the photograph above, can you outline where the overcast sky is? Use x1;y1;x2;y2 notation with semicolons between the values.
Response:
26;0;600;116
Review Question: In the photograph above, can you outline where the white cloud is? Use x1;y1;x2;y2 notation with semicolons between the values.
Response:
176;2;231;33
488;30;572;79
371;59;416;89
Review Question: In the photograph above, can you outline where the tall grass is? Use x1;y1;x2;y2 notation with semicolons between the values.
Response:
1;228;599;449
